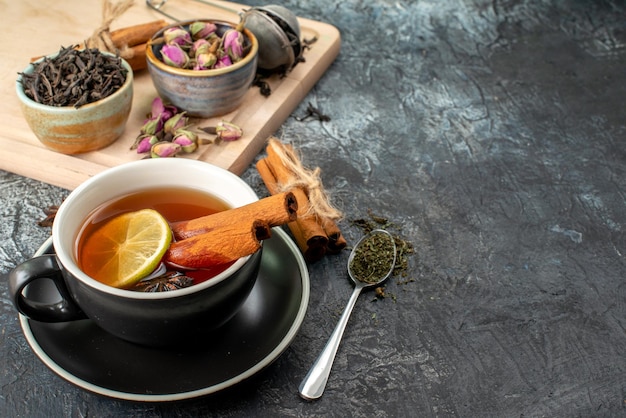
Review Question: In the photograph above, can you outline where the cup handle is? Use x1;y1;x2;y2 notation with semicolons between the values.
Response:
9;254;87;322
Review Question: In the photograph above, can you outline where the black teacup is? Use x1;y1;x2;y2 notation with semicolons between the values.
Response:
9;159;263;346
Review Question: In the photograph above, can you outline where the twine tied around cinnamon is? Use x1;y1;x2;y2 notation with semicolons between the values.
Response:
268;138;343;221
85;0;135;59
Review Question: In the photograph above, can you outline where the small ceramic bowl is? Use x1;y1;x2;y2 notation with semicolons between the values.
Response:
146;20;258;118
16;52;133;155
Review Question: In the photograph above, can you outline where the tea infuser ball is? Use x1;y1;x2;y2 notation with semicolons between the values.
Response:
242;5;302;71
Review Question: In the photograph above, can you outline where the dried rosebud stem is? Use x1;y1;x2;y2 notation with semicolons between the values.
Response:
199;126;217;135
198;137;214;145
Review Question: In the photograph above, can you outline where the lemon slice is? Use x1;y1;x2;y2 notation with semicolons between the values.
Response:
81;209;172;289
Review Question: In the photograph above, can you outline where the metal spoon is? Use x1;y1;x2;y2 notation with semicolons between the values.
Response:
299;229;397;400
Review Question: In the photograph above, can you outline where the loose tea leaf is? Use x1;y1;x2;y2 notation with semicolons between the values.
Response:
351;211;415;280
295;102;330;122
19;46;127;108
253;73;272;96
349;231;395;284
37;205;59;227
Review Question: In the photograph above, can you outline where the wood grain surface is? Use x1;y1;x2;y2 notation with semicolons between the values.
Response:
0;0;340;190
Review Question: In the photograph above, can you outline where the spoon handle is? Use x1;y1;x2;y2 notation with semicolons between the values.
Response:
298;284;364;400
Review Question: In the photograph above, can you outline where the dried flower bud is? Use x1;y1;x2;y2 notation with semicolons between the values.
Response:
141;115;163;135
164;111;188;134
191;39;211;57
195;53;217;70
189;21;217;40
163;27;192;46
151;141;181;158
150;96;171;121
216;120;243;141
214;55;232;69
173;130;199;153
161;43;190;68
150;97;166;116
222;29;244;62
150;97;178;121
136;134;159;153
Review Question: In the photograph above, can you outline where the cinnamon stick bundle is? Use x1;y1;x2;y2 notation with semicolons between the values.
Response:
256;138;346;262
257;159;328;261
171;191;298;240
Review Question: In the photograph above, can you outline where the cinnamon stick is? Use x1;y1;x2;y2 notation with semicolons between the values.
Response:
110;20;168;48
171;191;298;241
121;43;148;71
165;220;270;268
323;219;348;254
256;158;328;262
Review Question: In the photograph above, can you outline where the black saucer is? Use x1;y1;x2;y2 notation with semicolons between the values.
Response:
19;228;309;402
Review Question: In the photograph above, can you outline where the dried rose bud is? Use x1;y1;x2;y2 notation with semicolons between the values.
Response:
214;55;232;69
141;115;163;135
151;141;181;158
161;43;190;68
191;39;211;57
173;130;198;153
136;134;159;153
163;27;192;46
150;97;166;116
150;97;178;121
222;29;244;62
216;120;243;141
189;21;217;40
164;112;188;134
194;53;217;70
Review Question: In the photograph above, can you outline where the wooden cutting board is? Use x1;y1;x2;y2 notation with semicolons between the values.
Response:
0;0;340;190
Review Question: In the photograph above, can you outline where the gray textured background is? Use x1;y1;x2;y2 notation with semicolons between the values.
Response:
2;0;626;416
